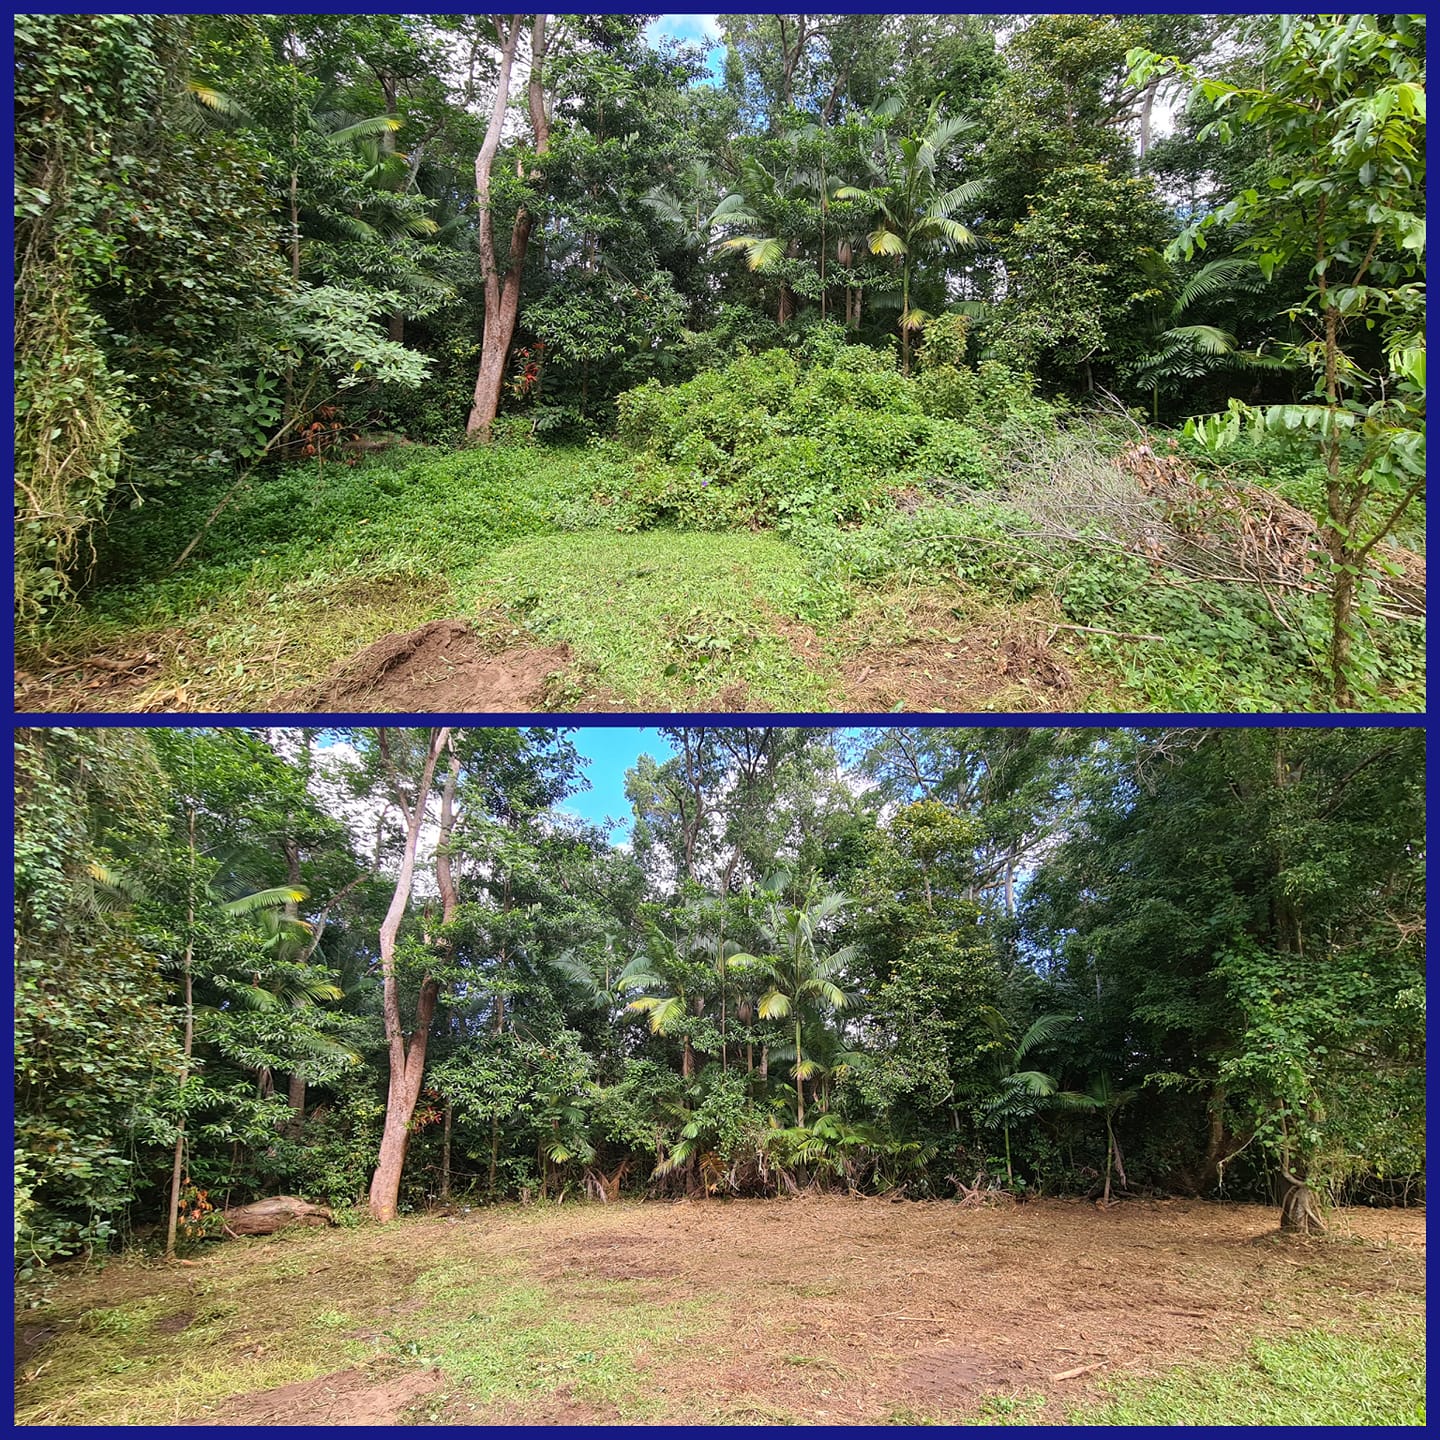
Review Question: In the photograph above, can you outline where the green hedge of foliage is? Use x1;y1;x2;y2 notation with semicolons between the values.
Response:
605;323;1060;529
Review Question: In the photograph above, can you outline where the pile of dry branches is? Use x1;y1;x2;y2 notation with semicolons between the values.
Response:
994;423;1424;625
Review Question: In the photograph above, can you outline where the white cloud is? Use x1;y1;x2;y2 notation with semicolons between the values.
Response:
644;15;722;49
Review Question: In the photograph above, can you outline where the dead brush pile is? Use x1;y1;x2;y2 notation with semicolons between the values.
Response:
991;423;1424;624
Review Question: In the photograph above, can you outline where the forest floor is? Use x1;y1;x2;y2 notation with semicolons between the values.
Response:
14;1196;1425;1427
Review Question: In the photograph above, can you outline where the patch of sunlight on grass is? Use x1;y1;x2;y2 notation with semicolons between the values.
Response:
469;529;839;708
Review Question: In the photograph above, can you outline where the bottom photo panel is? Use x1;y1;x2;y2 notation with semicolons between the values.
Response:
14;723;1425;1428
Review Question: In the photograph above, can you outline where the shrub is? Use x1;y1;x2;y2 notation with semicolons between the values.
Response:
610;345;1051;528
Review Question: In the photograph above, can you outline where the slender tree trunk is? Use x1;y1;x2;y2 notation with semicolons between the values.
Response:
368;729;451;1222
282;838;306;1133
1102;1115;1114;1205
468;15;551;439
795;1017;805;1126
900;259;916;376
440;1103;453;1202
1198;1083;1227;1192
379;70;407;345
489;1114;500;1191
165;811;198;1259
1138;77;1159;158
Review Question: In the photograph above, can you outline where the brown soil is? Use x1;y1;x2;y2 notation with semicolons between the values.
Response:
829;590;1114;713
198;1364;443;1426
16;1198;1423;1427
544;1196;1421;1424
471;1196;1421;1425
284;620;574;712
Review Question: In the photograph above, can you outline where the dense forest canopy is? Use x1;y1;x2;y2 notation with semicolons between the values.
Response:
15;724;1425;1274
13;13;1426;711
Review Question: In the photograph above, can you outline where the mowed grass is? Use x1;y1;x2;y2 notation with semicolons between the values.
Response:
14;1216;713;1426
22;445;854;710
1076;1314;1426;1426
474;530;838;709
14;1202;1424;1427
961;1313;1426;1428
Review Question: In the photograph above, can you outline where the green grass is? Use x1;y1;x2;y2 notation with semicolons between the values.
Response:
14;1215;717;1426
406;1256;708;1418
960;1315;1426;1427
471;530;837;708
1074;1316;1426;1426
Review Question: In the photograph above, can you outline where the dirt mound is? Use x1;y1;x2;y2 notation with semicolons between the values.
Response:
291;620;572;711
195;1364;442;1426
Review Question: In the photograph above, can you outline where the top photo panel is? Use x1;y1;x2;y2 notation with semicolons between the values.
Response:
15;13;1425;716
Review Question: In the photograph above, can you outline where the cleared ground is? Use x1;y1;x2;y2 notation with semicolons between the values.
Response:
14;1196;1424;1426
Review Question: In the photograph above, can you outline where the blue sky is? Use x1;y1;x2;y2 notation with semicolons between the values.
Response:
564;727;676;841
643;14;725;80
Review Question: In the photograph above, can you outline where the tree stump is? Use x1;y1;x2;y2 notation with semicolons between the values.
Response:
1279;1179;1326;1235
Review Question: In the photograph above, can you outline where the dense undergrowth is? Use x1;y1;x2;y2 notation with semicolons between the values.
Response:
45;334;1422;712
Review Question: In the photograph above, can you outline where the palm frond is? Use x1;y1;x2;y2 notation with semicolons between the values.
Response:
931;181;986;219
220;886;307;918
1164;323;1238;354
757;988;792;1020
1176;256;1265;309
1013;1012;1073;1063
324;115;404;148
186;82;249;120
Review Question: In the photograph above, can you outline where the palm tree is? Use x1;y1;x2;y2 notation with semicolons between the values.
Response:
1057;1071;1139;1206
732;888;853;1126
643;160;759;252
1123;256;1276;420
980;1010;1074;1186
618;923;712;1079
834;99;983;374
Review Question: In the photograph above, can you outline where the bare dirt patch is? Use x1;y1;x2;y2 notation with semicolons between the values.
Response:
831;589;1117;713
285;619;574;712
195;1363;443;1426
496;1196;1425;1424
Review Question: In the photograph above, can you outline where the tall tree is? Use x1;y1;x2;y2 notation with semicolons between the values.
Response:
467;15;552;438
366;726;451;1222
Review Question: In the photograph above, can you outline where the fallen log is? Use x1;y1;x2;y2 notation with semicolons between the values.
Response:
220;1196;336;1237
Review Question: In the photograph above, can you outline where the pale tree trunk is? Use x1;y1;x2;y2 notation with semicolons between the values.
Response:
165;810;198;1259
468;15;551;440
367;729;454;1222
